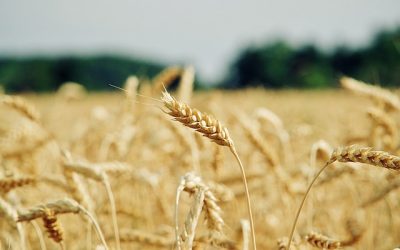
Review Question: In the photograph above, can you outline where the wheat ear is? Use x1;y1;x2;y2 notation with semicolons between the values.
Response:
17;198;108;250
287;145;400;249
340;76;400;111
152;66;182;95
0;176;36;193
41;208;64;249
1;95;41;122
162;90;256;249
176;173;224;249
305;232;341;249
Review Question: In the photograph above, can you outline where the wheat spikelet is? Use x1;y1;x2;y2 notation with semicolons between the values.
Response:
328;145;400;170
41;208;63;244
362;178;400;207
162;91;233;147
0;177;36;193
305;232;341;249
340;76;400;111
1;95;41;122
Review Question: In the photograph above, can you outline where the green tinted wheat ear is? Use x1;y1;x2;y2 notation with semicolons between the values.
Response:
287;145;400;249
162;90;257;250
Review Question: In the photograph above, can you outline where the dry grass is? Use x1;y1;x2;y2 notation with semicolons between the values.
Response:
1;73;400;250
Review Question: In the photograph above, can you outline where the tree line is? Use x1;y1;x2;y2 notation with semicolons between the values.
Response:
0;27;398;92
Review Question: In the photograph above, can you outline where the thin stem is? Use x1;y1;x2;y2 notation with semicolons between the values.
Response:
17;221;26;250
78;204;109;250
30;221;47;250
102;174;121;250
229;145;257;250
287;163;330;250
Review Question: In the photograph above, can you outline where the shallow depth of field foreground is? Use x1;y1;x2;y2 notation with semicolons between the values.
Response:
1;76;400;250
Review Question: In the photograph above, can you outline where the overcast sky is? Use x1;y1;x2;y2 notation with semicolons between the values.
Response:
1;0;399;81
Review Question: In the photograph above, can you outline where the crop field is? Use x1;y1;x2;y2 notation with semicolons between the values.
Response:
0;70;399;250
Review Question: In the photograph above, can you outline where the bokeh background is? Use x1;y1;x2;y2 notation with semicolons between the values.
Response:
0;0;399;92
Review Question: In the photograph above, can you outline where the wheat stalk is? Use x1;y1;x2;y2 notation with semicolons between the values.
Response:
162;90;257;249
177;65;195;104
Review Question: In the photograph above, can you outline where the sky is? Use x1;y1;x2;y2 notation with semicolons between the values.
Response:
0;0;400;82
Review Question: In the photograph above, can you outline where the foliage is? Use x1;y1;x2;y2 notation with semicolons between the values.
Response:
224;27;400;88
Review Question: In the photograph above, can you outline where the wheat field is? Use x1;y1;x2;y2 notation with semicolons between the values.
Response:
0;71;399;250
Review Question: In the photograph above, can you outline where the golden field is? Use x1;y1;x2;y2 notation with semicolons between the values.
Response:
0;76;399;250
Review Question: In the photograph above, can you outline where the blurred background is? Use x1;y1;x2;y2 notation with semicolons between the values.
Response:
0;0;399;92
